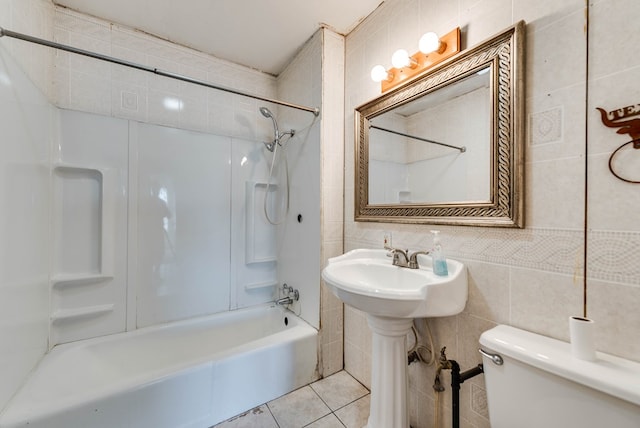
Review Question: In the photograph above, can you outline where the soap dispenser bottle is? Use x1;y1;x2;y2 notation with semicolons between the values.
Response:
431;230;448;276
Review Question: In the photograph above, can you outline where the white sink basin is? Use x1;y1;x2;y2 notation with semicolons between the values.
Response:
323;249;468;427
322;249;467;318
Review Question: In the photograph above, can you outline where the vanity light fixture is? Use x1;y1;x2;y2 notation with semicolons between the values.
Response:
370;64;394;83
418;32;445;54
370;27;461;92
391;49;417;69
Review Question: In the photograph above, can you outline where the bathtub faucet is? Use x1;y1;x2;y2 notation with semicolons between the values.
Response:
277;283;299;306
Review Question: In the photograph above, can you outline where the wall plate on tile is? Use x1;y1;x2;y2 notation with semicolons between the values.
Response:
471;383;489;418
121;91;138;111
530;106;563;145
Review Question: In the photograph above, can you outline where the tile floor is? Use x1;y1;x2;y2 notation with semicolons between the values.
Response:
213;371;370;428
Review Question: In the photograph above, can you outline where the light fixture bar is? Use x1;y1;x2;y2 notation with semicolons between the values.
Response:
370;125;466;152
381;27;461;93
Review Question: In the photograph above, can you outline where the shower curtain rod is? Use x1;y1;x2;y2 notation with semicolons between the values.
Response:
0;26;320;117
369;124;466;152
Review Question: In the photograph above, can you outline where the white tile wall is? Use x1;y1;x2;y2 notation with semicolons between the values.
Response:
319;29;346;376
53;7;277;139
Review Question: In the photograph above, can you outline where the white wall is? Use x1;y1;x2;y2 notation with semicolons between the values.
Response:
344;1;640;427
134;124;232;327
0;0;54;412
275;31;323;329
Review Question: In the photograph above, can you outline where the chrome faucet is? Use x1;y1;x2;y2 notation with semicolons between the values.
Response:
385;246;410;268
385;246;429;269
276;283;299;306
409;251;430;269
276;296;295;306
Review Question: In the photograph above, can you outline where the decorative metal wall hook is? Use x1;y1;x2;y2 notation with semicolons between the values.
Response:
607;139;640;184
597;105;640;184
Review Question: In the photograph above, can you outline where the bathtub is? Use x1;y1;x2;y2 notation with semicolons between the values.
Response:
0;304;318;428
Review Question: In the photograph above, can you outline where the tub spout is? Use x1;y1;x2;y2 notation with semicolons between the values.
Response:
276;296;294;306
276;283;299;306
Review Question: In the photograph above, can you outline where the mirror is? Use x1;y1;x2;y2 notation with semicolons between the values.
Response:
355;21;525;227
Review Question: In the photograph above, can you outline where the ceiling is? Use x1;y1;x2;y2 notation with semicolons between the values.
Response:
53;0;383;75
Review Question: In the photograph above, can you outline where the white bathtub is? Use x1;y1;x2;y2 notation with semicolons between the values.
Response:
0;304;318;428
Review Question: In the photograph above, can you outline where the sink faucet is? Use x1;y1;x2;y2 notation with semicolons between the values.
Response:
385;246;410;268
409;251;430;269
385;246;429;269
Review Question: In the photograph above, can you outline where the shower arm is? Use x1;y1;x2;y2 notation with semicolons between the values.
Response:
0;26;320;117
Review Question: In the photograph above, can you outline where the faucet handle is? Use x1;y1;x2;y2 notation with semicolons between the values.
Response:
408;250;430;269
384;244;401;258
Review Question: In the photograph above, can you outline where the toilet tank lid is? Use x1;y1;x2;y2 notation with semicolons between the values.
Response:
480;325;640;407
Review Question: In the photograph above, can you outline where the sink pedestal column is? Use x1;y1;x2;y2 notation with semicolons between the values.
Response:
365;315;414;428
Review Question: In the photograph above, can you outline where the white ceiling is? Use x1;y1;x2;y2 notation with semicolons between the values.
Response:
53;0;383;75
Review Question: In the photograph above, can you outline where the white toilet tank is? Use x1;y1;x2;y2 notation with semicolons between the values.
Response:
479;325;640;428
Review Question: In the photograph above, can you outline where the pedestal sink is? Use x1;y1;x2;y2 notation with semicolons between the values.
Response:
321;249;468;428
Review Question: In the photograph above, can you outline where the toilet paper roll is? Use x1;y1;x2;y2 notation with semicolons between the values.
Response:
569;316;597;361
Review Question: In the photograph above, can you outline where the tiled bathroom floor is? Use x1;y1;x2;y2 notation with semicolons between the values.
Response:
213;371;370;428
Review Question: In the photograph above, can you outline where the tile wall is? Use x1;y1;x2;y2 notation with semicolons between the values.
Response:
52;6;277;140
0;0;54;97
319;29;347;377
343;0;640;427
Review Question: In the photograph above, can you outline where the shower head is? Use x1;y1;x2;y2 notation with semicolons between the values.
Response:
260;106;280;152
259;107;273;118
259;107;296;152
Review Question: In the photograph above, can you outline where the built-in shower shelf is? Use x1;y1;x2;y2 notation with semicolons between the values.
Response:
51;304;114;323
244;280;278;291
245;181;277;264
51;274;113;288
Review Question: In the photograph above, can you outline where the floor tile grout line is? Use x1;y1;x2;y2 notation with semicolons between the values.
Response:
301;412;347;428
308;382;333;411
309;372;371;412
303;385;336;426
331;411;349;428
265;402;282;428
215;371;371;427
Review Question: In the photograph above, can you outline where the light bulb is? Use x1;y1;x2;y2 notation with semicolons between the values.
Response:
371;65;390;83
391;49;411;68
419;32;442;54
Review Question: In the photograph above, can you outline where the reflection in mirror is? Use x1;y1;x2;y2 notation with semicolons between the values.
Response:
355;21;525;227
368;68;491;204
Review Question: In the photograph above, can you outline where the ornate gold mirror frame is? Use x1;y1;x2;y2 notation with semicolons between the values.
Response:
355;21;525;227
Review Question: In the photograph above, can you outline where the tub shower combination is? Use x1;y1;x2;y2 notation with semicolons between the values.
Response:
0;110;319;428
0;26;322;428
0;110;319;427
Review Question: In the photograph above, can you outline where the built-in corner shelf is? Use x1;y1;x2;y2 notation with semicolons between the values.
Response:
244;280;279;292
50;162;118;346
51;274;114;288
51;304;115;323
245;181;277;264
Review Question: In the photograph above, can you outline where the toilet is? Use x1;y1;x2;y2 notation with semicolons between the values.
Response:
479;325;640;428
